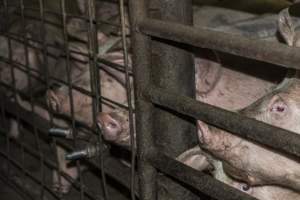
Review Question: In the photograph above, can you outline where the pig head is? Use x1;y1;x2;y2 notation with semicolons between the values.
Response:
197;7;300;192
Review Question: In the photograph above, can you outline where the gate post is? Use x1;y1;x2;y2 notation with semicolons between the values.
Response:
130;0;198;199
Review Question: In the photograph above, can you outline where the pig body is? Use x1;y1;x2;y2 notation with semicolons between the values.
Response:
177;146;300;200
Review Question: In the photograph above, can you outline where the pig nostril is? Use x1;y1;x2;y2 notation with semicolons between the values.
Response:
276;106;285;112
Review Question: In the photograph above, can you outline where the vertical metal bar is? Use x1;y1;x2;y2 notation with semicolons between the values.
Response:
148;0;198;199
86;0;109;199
119;0;136;200
2;0;12;181
37;0;49;198
129;1;157;200
60;0;84;198
19;0;32;190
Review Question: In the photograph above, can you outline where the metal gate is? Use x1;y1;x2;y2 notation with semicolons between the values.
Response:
0;0;135;200
0;0;300;200
130;0;300;200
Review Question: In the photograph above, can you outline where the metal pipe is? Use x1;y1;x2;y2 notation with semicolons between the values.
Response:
129;0;157;200
139;18;300;70
144;86;300;159
147;1;199;200
149;151;258;200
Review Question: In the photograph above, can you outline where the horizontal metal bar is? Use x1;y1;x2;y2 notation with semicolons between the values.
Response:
139;18;300;69
144;86;300;158
148;151;258;200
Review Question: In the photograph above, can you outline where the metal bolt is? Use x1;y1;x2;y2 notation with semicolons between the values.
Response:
65;150;88;160
48;128;73;139
65;145;101;160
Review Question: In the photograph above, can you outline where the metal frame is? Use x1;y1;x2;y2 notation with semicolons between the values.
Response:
130;1;300;200
0;0;135;200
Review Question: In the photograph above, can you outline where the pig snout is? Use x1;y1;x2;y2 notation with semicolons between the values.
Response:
97;112;123;142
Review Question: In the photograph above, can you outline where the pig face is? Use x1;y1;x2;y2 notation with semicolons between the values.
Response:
239;79;300;134
197;78;300;192
97;109;131;146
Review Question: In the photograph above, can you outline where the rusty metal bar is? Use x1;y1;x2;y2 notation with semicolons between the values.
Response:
146;0;199;200
144;86;300;158
139;18;300;70
149;151;258;200
129;1;157;200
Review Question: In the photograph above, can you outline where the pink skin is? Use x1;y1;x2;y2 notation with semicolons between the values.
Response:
0;35;41;93
197;77;300;192
98;52;277;145
45;51;130;193
197;7;300;193
178;146;300;200
97;110;131;146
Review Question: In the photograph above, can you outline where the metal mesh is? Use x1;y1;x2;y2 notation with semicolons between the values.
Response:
0;0;135;200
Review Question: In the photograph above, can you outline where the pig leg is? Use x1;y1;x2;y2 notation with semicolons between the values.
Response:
52;146;79;194
176;146;213;172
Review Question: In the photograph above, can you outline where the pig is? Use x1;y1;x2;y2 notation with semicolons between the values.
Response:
46;50;131;127
45;29;132;194
97;6;296;145
98;48;279;146
197;7;300;193
177;146;300;200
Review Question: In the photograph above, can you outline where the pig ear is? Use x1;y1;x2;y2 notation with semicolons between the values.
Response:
197;120;211;145
278;8;296;46
176;146;212;171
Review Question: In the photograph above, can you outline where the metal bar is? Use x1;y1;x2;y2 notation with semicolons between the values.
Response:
147;1;199;200
86;0;109;198
0;131;103;200
129;1;157;200
139;18;300;70
144;86;300;158
60;1;86;198
119;0;136;200
149;151;258;200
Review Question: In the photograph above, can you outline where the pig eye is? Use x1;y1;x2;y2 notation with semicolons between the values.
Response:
240;183;251;193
